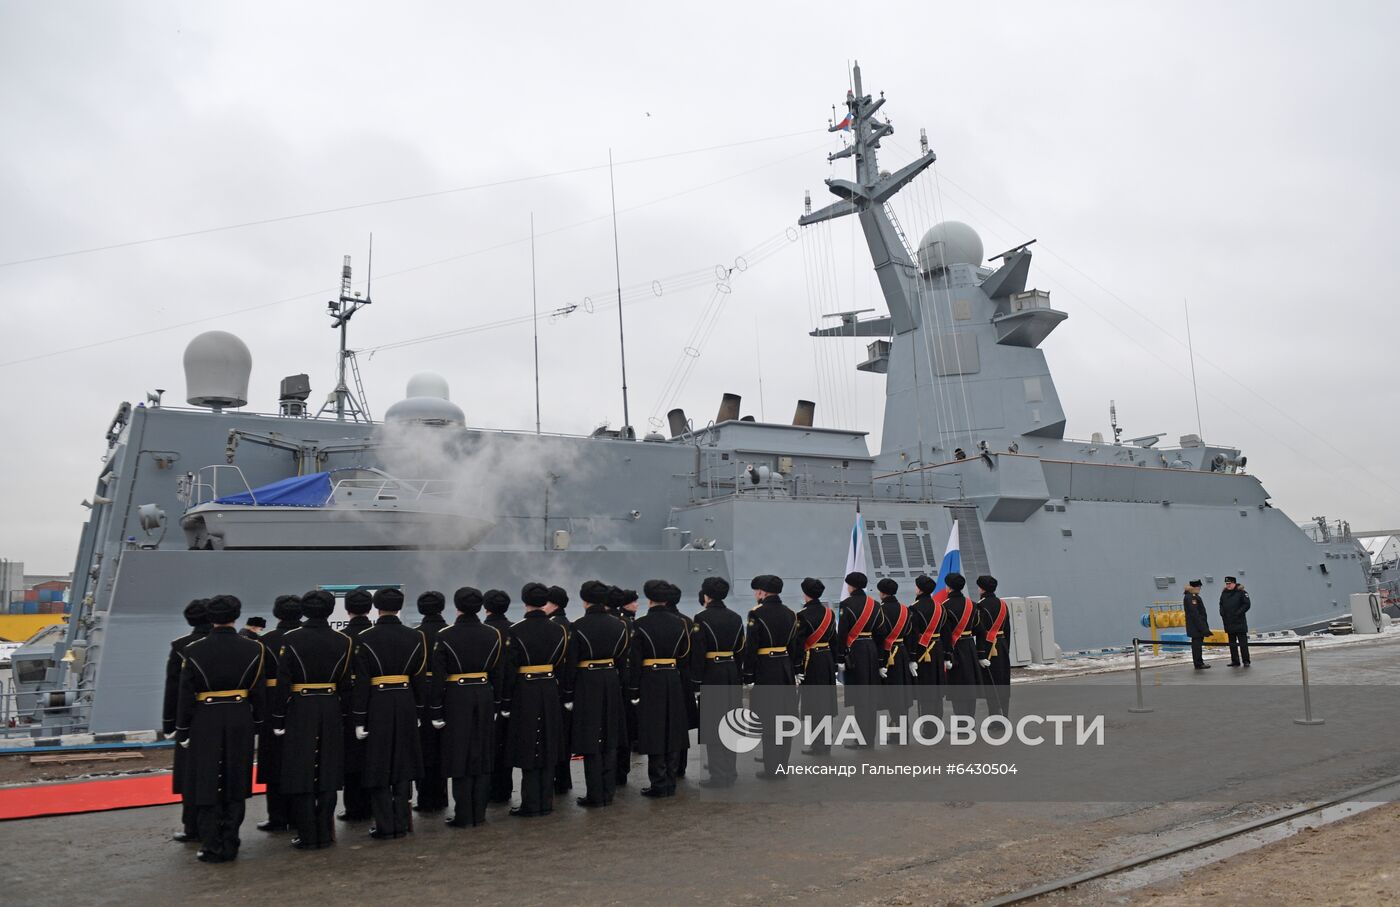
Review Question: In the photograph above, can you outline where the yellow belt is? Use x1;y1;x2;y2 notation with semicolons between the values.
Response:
806;642;830;651
371;674;410;685
706;650;735;659
446;672;489;682
642;658;677;667
518;664;554;675
577;658;614;668
856;632;872;638
757;646;788;656
265;678;278;687
196;689;248;702
291;682;337;692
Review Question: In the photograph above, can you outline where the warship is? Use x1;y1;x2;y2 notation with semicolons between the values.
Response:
8;64;1372;736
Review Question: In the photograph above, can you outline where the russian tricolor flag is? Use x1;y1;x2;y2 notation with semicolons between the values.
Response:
845;508;867;579
931;523;962;606
831;110;853;132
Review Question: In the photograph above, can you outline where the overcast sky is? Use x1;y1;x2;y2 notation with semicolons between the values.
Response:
3;1;1398;572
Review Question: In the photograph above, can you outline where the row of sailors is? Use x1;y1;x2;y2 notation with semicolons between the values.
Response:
161;571;1010;863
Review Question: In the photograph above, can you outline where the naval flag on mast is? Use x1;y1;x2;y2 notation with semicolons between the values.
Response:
931;523;962;606
845;506;867;579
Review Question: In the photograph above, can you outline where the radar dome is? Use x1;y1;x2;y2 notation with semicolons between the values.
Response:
183;330;252;409
916;221;984;274
384;371;465;427
406;371;451;400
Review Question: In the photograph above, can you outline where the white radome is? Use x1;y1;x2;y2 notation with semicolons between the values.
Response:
385;371;465;426
916;221;984;273
183;330;252;408
405;371;451;400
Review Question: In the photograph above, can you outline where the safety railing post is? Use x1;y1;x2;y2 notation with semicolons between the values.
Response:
1129;638;1153;713
1294;638;1325;726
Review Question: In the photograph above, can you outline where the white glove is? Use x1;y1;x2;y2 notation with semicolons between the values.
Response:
564;701;573;711
178;739;190;749
794;673;805;684
979;658;991;669
943;661;953;671
629;699;639;706
163;731;176;740
878;667;888;679
500;710;511;718
272;728;285;737
908;662;919;678
431;719;446;730
355;726;368;740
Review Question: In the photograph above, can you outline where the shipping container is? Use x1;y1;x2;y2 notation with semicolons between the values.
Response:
22;601;39;614
23;589;38;602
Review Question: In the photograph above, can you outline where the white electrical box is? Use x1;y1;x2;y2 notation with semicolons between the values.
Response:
1350;592;1384;634
1025;595;1058;664
1005;597;1034;667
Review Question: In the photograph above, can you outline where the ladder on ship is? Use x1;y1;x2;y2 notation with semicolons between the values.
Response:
947;504;992;580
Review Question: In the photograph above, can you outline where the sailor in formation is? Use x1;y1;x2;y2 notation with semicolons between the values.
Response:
255;594;302;833
941;573;981;717
271;590;350;850
503;585;569;817
338;588;375;822
873;578;914;718
907;574;946;716
172;569;1025;861
350;588;428;839
412;591;450;813
163;598;210;844
836;571;880;746
744;575;798;778
607;584;641;785
794;577;837;756
689;576;743;786
173;594;265;863
629;580;691;797
428;586;505;827
975;576;1011;717
568;580;630;806
481;590;515;803
543;584;575;795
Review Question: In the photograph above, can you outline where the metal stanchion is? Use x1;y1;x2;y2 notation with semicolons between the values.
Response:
1294;638;1325;726
1129;638;1153;713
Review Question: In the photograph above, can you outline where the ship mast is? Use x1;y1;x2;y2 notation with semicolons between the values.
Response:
317;245;373;422
798;62;936;334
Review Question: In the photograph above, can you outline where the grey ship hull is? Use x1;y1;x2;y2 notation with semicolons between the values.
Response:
54;403;1367;734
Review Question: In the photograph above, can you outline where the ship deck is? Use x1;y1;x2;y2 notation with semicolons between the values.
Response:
4;636;1399;906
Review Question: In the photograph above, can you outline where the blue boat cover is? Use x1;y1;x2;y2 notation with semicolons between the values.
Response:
214;472;333;507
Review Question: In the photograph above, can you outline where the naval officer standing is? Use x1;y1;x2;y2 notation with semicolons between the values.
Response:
629;580;691;797
568;580;630;807
351;588;428;840
173;594;265;863
429;586;506;827
794;577;837;756
502;585;570;817
255;593;302;833
743;575;798;777
689;576;744;787
271;590;351;850
163;598;210;844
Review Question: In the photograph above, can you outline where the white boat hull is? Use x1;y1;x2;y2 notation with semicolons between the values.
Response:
181;504;495;550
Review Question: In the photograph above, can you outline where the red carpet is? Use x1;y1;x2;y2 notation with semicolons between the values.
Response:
0;773;265;821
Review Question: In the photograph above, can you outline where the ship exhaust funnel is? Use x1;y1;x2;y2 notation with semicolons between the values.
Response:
667;408;689;438
793;400;815;427
717;393;742;423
